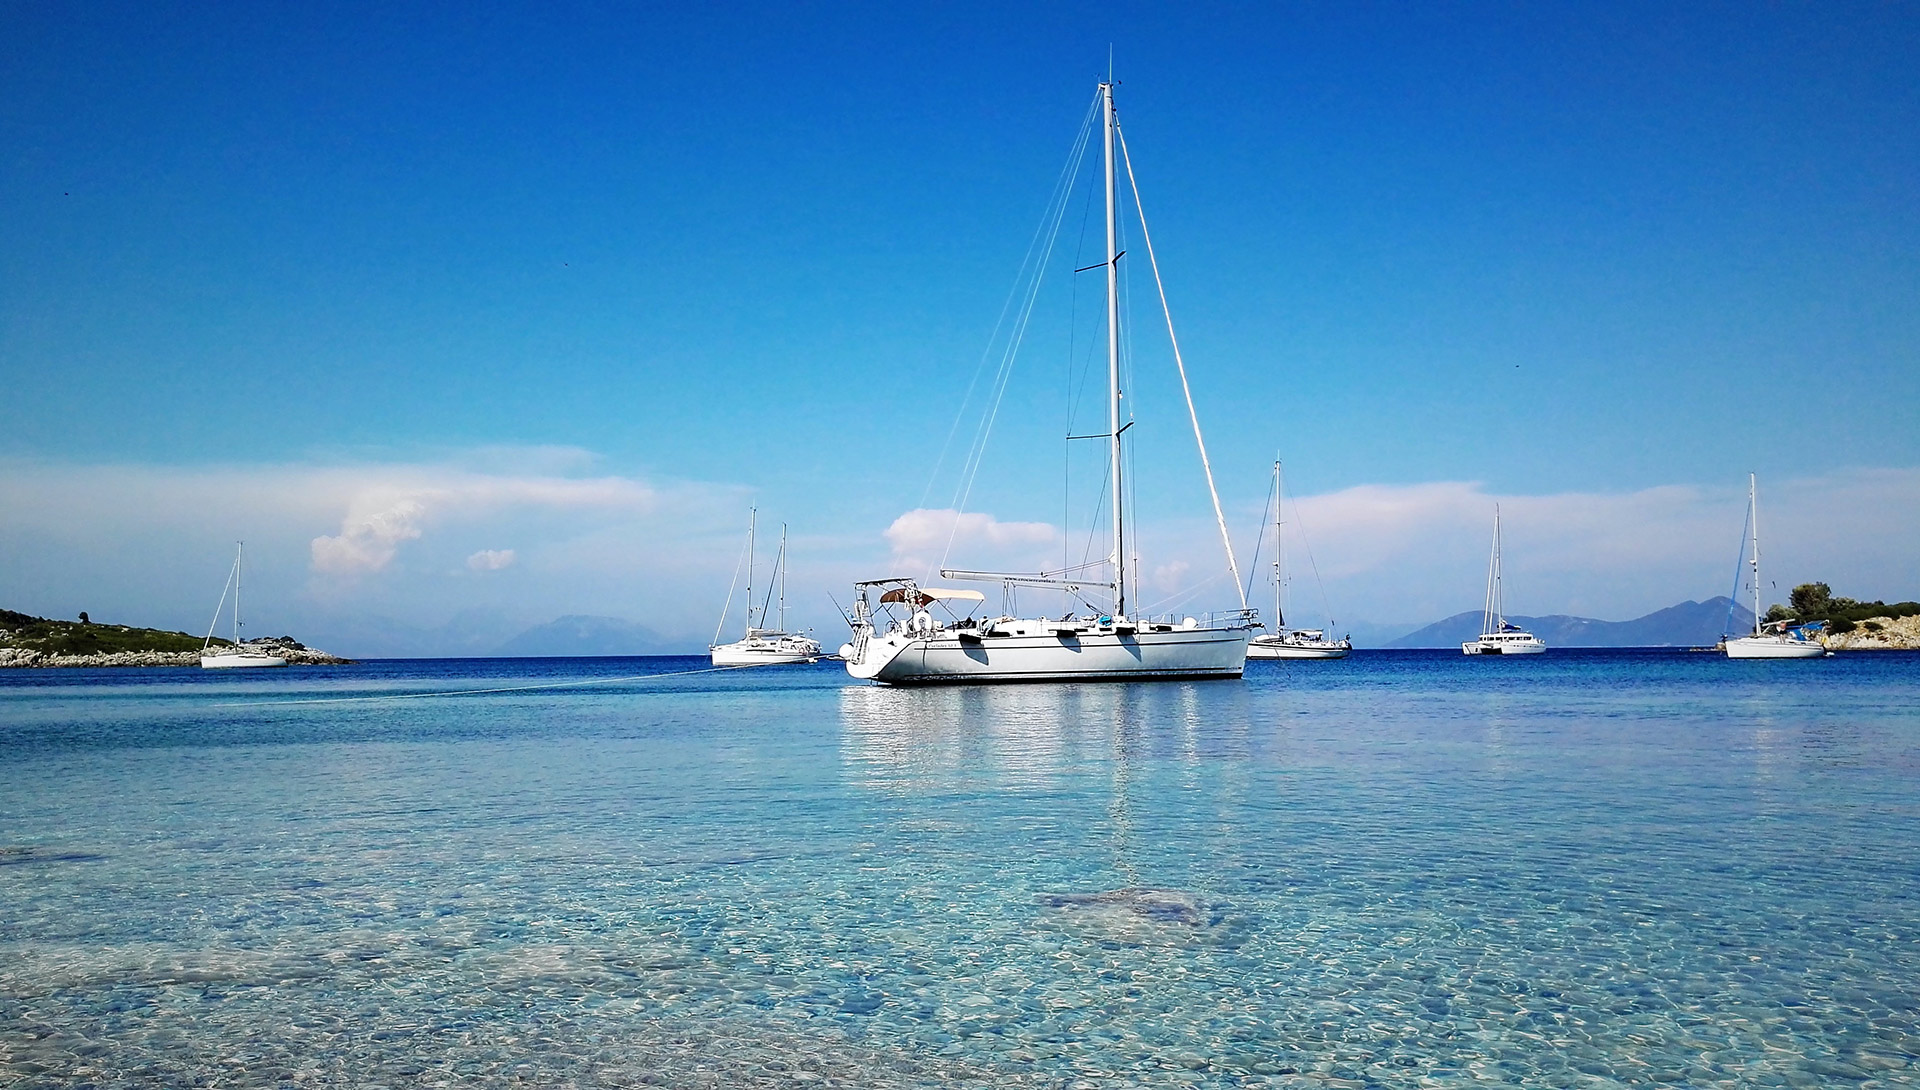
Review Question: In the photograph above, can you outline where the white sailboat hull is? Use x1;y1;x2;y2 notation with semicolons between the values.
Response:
710;641;820;667
1248;636;1349;659
1723;635;1826;659
200;652;288;669
843;625;1250;685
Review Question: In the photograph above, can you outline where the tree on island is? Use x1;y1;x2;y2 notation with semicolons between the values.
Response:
78;611;89;624
1765;582;1920;634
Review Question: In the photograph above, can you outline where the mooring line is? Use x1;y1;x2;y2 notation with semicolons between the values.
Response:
211;663;757;708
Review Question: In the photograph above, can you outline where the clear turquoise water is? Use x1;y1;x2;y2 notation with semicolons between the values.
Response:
3;651;1917;1088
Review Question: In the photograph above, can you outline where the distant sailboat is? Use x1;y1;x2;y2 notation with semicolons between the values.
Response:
710;510;822;667
1247;461;1349;660
201;542;287;669
1462;507;1545;656
1723;474;1826;659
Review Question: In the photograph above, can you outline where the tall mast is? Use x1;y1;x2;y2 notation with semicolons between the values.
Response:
1482;509;1500;637
1272;461;1285;630
746;508;756;632
1748;473;1760;636
1102;80;1125;617
778;524;788;632
234;542;243;645
1493;508;1504;628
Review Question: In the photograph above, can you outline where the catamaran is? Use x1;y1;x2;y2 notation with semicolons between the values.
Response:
200;542;288;668
1462;507;1546;655
710;510;822;667
1723;474;1826;659
840;79;1257;684
1247;461;1350;659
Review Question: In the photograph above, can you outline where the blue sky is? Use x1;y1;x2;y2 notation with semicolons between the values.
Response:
3;2;1916;651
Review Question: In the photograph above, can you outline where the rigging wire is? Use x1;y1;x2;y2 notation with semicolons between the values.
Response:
1115;123;1246;610
1283;483;1340;627
710;518;752;645
1242;470;1278;607
934;90;1103;578
1725;499;1753;634
201;552;239;650
917;91;1102;515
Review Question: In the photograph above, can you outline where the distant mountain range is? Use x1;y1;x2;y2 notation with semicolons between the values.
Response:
1387;597;1756;649
491;615;684;657
291;609;700;658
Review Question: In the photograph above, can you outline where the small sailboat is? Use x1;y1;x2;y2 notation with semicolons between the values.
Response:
1723;474;1826;659
710;510;822;667
1462;507;1545;656
1247;461;1350;660
839;78;1256;685
200;542;287;668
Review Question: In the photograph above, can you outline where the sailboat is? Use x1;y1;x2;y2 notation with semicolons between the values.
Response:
1462;507;1546;655
1723;474;1826;659
710;510;822;667
1247;461;1350;659
839;79;1257;685
200;542;288;668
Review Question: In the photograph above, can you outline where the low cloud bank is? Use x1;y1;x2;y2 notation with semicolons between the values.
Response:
2;453;1913;655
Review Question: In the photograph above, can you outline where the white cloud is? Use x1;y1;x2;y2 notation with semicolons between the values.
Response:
313;499;428;575
1235;467;1920;626
307;472;657;578
0;450;747;654
466;548;517;572
882;508;1058;577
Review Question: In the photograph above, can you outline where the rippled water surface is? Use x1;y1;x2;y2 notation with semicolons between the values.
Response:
3;651;1918;1088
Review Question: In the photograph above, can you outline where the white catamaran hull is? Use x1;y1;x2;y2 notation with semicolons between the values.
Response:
200;652;288;669
1247;638;1349;660
844;626;1249;685
1462;637;1546;655
1723;636;1826;659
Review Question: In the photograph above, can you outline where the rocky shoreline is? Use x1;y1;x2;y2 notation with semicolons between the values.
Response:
1824;614;1920;651
0;637;352;668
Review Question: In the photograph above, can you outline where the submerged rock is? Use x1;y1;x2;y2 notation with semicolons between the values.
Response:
1036;887;1211;927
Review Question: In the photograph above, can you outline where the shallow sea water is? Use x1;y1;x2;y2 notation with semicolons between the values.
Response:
3;650;1917;1088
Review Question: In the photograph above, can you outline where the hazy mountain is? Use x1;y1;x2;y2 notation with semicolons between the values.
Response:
1388;597;1756;649
1336;620;1426;649
492;615;690;657
295;607;524;659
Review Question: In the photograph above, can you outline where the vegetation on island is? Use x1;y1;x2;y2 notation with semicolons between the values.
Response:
1763;584;1920;635
0;608;233;655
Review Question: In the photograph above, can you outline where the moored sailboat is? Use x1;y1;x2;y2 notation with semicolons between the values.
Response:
200;542;288;669
840;79;1257;684
1247;461;1350;660
711;511;822;667
1462;507;1545;656
1723;474;1826;659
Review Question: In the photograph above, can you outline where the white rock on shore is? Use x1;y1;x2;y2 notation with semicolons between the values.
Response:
1825;614;1920;651
0;640;352;668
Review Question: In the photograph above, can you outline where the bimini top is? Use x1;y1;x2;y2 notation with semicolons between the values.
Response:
878;587;987;607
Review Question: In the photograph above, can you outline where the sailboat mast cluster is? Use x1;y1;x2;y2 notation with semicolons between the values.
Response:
710;510;822;667
1462;508;1546;655
1246;461;1350;659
